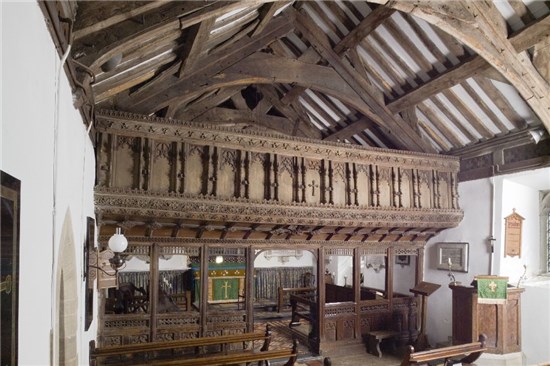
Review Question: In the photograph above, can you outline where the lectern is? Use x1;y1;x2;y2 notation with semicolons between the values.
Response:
449;284;524;354
410;281;441;351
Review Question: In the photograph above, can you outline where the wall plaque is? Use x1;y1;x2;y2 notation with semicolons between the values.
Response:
504;209;524;258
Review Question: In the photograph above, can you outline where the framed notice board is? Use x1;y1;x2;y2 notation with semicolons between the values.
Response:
504;209;524;258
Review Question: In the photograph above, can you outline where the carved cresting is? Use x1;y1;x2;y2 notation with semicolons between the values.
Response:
94;110;463;229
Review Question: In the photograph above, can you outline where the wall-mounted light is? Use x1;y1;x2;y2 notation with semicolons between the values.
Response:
108;227;128;271
215;255;224;264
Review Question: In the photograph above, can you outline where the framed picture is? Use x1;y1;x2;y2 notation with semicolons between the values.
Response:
437;242;469;273
1;171;21;365
84;216;95;331
395;255;410;266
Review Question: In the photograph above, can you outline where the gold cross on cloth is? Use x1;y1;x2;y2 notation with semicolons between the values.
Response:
222;281;231;299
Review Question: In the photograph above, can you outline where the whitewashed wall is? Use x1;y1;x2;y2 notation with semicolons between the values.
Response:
425;168;550;364
1;3;96;365
254;250;315;268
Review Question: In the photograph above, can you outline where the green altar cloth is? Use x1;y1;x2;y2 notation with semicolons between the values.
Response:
477;276;508;304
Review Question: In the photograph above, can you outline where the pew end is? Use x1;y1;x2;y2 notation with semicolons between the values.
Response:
401;334;487;366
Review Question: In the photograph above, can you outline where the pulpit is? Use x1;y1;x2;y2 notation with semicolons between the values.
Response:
449;284;524;354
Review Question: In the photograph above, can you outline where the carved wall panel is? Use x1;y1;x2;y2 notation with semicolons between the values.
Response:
185;144;205;195
304;159;321;205
278;156;294;203
249;152;265;201
378;167;392;207
355;164;370;207
217;148;238;199
331;162;346;206
113;135;139;189
150;141;173;192
418;170;432;209
401;169;412;209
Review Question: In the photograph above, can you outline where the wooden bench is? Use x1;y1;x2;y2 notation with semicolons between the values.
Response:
132;339;298;366
400;334;487;366
277;287;315;312
90;324;272;366
366;330;400;358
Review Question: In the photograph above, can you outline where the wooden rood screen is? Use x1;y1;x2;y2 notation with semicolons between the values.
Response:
95;110;462;232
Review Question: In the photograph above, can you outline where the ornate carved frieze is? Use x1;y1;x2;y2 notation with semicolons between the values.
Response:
98;236;427;250
95;110;459;171
95;187;463;229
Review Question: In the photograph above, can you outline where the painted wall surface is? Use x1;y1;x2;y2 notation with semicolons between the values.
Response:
495;179;541;283
254;250;315;268
425;169;550;363
1;3;96;365
521;279;550;365
424;178;493;346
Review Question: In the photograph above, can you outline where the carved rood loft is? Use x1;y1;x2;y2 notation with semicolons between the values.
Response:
94;110;463;243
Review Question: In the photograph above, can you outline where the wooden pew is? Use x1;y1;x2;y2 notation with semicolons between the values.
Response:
132;339;298;366
90;324;272;366
400;334;487;366
277;286;315;312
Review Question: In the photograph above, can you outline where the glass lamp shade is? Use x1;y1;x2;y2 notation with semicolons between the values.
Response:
215;255;224;264
108;228;128;253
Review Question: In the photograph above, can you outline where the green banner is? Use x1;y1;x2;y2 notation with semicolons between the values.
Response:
477;276;508;304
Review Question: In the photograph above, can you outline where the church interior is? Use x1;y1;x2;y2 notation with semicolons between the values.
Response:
2;1;550;365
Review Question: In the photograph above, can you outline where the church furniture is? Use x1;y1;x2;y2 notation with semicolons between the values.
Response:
131;340;297;366
278;286;315;312
409;281;441;351
89;325;272;366
449;284;524;354
365;329;400;357
400;334;487;366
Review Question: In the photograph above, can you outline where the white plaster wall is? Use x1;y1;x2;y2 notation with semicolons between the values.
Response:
495;179;541;283
424;170;550;363
521;280;550;365
254;250;315;268
424;178;493;346
1;2;96;365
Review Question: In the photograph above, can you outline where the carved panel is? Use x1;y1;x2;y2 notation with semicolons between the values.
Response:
151;141;175;192
401;168;412;208
332;162;346;205
217;148;238;199
356;164;370;207
278;156;294;203
184;144;206;195
113;135;140;189
249;152;265;201
418;170;432;209
304;159;322;205
378;167;392;207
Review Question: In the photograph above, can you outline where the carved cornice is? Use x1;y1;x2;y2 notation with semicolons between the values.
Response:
97;236;427;248
95;109;460;171
95;187;463;228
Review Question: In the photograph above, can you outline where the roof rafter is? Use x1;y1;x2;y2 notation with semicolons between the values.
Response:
391;1;550;132
295;8;435;153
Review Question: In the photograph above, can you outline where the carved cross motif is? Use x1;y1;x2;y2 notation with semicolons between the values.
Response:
222;281;231;299
488;281;497;292
308;180;319;196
